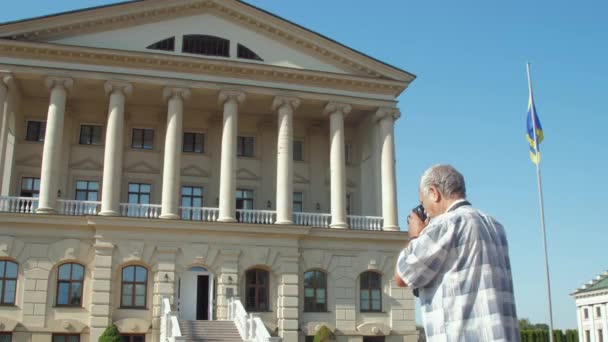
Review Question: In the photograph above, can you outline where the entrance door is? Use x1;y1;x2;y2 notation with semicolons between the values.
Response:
179;268;214;320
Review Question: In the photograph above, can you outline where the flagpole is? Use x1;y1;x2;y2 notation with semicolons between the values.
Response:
527;62;555;341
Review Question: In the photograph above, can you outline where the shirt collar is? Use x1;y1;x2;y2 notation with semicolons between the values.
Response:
446;199;468;213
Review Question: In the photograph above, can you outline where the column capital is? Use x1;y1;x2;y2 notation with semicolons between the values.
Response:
45;76;73;91
104;80;133;96
162;87;190;101
218;89;245;105
374;107;401;122
323;102;351;116
271;95;301;112
0;71;13;88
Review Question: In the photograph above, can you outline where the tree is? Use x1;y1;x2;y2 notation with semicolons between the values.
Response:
98;324;121;342
313;325;335;342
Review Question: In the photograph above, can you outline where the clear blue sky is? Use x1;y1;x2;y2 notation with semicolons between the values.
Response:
2;0;607;330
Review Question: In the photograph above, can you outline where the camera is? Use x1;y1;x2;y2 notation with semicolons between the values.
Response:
412;204;427;222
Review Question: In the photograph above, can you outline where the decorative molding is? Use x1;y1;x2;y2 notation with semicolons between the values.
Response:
324;102;352;116
104;79;133;96
271;95;301;112
45;76;73;91
293;173;309;184
236;167;259;181
69;158;103;171
162;86;191;101
16;153;42;167
124;161;160;174
374;107;401;122
218;89;245;105
181;164;210;177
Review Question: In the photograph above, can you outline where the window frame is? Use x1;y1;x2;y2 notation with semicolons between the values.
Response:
293;192;304;213
182;132;205;153
0;332;12;342
20;177;40;198
180;185;204;220
55;262;85;307
303;270;327;312
25;120;46;142
236;189;254;210
597;306;602;318
359;271;382;313
182;34;230;57
128;183;151;205
75;180;99;202
131;128;154;150
78;124;103;145
584;308;589;319
293;140;304;162
236;136;255;157
245;268;269;312
52;334;80;342
120;265;148;309
0;260;18;306
120;334;146;342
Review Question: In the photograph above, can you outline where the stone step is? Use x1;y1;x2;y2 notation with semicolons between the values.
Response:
178;320;244;342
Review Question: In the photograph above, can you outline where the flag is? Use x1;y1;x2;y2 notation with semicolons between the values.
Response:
526;88;544;164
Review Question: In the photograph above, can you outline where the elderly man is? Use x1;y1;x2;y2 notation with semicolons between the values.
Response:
395;165;520;341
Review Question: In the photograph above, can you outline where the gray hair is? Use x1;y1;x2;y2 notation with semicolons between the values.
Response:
420;164;466;198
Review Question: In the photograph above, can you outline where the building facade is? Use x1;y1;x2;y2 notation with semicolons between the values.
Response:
572;271;608;342
0;1;416;342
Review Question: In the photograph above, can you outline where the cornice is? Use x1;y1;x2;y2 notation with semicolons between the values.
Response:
0;40;406;96
0;0;415;84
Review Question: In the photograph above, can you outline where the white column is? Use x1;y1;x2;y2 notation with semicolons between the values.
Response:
217;90;245;222
324;102;351;229
0;73;12;191
272;96;300;225
99;80;132;216
375;107;401;231
160;87;190;219
37;77;73;214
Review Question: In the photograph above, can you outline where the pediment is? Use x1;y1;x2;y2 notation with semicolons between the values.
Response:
181;164;210;178
124;161;160;174
294;173;309;184
69;158;103;171
236;168;259;181
16;154;42;167
0;0;414;82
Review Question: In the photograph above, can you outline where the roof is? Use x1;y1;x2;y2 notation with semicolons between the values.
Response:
572;270;608;296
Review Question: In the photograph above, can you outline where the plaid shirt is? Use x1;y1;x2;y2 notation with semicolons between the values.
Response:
396;202;520;341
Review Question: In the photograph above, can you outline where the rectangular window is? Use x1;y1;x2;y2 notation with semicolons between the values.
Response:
20;177;40;198
128;183;151;204
586;330;591;342
293;140;304;161
345;143;352;164
0;333;11;342
584;308;589;319
183;132;205;153
52;334;80;342
293;192;304;213
597;306;602;317
131;128;154;149
346;193;353;215
236;189;253;210
26;121;46;142
363;337;385;342
305;337;314;342
79;125;102;145
237;136;255;157
120;335;145;342
181;186;203;220
599;330;604;342
75;180;99;201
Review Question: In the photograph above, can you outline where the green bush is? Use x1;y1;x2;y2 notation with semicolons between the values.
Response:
99;324;121;342
313;325;335;342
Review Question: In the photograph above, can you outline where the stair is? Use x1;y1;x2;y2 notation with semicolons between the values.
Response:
178;320;244;342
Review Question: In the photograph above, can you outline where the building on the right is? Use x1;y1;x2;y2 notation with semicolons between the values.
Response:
571;270;608;342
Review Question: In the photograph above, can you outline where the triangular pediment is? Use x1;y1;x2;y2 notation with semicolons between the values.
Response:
236;168;259;181
124;161;160;174
16;154;42;167
181;164;210;178
69;158;103;171
0;0;414;82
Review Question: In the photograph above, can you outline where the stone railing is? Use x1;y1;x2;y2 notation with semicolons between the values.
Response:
58;199;101;216
161;296;184;342
180;207;219;222
348;215;384;230
236;209;276;224
120;203;162;218
0;196;38;213
293;212;331;227
228;297;279;342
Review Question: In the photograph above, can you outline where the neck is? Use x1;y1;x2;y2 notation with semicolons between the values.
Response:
441;197;465;214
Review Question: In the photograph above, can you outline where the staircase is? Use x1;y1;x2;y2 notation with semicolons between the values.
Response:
178;320;244;342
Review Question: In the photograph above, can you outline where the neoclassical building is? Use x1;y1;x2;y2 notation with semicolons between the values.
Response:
0;1;417;342
572;270;608;342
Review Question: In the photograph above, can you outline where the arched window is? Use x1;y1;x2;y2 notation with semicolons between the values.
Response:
147;37;175;51
121;265;148;308
237;44;263;61
0;260;17;305
360;271;382;312
56;263;84;306
182;35;229;57
245;268;269;311
303;270;327;312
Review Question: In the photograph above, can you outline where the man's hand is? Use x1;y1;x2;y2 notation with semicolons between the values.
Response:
407;211;429;239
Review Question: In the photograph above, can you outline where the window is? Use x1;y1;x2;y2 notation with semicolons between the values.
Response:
363;337;385;342
293;140;304;161
183;132;205;153
237;136;254;157
79;125;102;145
182;35;229;57
121;335;145;342
147;37;175;51
128;183;151;204
56;263;84;306
0;333;11;342
584;308;589;319
237;44;263;61
597;306;602;317
52;335;79;342
236;189;253;210
75;180;99;201
345;143;352;164
304;270;327;312
346;193;352;215
26;121;45;142
121;265;147;308
0;260;17;305
245;269;269;311
131;128;154;149
293;192;303;213
20;177;40;197
599;330;604;342
586;330;591;342
181;186;203;220
360;271;382;312
305;337;314;342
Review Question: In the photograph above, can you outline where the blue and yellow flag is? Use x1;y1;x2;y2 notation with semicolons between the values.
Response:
526;90;544;164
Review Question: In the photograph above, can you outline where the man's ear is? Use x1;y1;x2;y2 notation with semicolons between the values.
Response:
430;186;441;203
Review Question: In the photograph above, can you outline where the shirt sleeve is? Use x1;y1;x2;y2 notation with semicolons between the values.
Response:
396;218;456;288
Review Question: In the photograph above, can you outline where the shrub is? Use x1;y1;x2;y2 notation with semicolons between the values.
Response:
313;325;335;342
99;324;121;342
